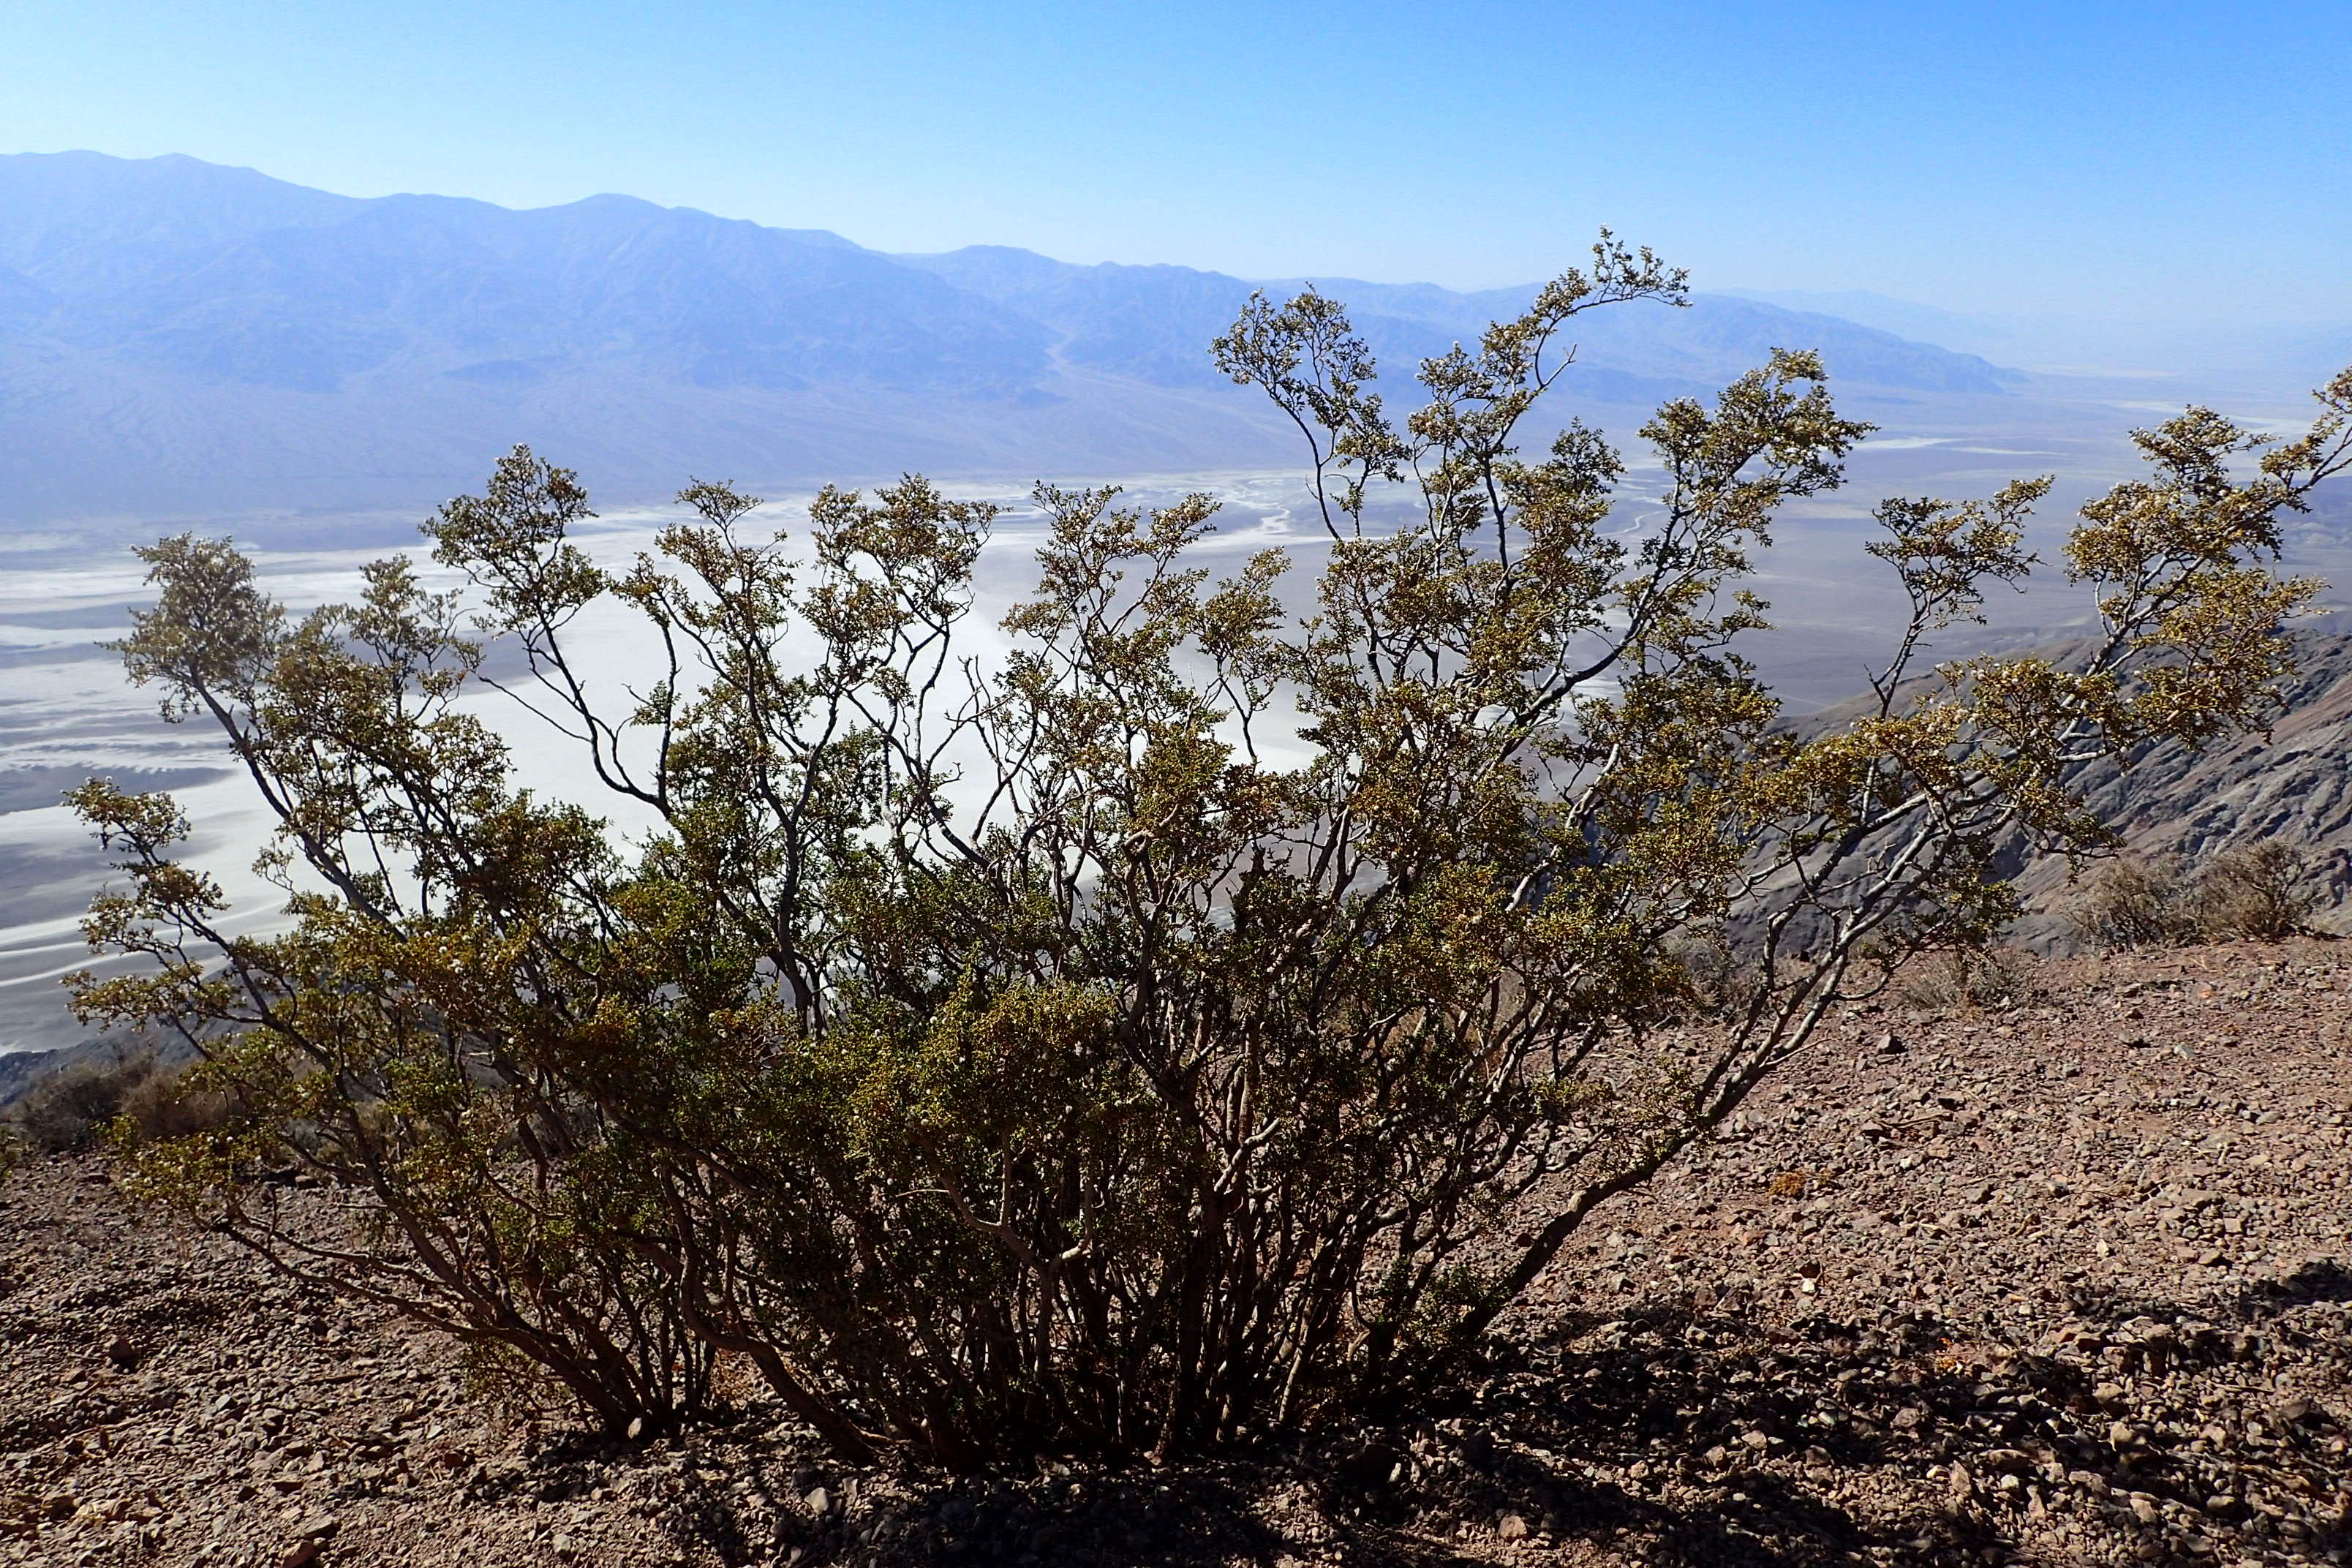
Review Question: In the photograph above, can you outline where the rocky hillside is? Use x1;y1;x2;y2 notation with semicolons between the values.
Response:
3;941;2348;1566
2008;631;2352;935
1779;627;2352;952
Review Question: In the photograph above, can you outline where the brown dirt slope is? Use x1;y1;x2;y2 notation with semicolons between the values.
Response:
3;941;2350;1568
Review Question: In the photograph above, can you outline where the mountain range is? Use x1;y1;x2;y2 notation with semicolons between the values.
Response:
0;151;2027;522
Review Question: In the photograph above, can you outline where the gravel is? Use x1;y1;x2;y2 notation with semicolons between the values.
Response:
4;939;2348;1566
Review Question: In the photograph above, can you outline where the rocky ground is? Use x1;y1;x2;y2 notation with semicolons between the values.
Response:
4;940;2349;1568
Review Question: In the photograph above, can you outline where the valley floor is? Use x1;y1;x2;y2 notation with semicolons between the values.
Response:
4;942;2350;1567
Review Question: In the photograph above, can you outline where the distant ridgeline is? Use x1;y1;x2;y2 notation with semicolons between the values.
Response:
0;151;2021;520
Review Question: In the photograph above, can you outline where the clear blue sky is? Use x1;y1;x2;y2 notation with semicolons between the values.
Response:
6;0;2348;323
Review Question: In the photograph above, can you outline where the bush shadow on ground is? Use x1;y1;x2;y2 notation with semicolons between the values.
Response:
671;1273;2347;1567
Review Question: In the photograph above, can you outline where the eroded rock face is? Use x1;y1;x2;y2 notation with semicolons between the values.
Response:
1768;627;2352;957
2008;630;2352;932
3;941;2349;1566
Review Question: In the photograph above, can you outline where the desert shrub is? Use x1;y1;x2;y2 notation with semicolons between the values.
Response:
1664;934;1760;1017
4;1053;237;1156
2070;857;2197;951
2070;843;2317;949
11;1056;157;1153
2188;842;2315;940
68;251;2352;1464
116;1060;238;1144
1896;946;2040;1010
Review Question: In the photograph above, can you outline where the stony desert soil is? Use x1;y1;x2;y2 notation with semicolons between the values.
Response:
4;940;2350;1568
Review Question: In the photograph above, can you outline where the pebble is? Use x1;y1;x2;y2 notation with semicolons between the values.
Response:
5;943;2349;1567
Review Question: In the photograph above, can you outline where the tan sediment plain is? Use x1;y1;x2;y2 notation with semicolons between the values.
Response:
4;939;2345;1568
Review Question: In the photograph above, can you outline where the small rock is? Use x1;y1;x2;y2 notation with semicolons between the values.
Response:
1497;1512;1530;1540
804;1485;830;1515
277;1542;324;1568
101;1333;140;1367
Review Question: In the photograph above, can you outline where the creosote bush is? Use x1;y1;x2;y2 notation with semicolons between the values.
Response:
1893;946;2040;1012
2071;856;2195;951
11;1056;158;1153
2071;843;2318;950
3;1052;230;1155
2191;843;2315;941
69;238;2352;1466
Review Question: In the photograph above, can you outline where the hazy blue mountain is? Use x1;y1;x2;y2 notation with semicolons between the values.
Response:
0;151;361;283
1714;287;2011;358
1291;279;2026;397
0;152;2023;522
901;247;2023;401
1;155;1046;397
